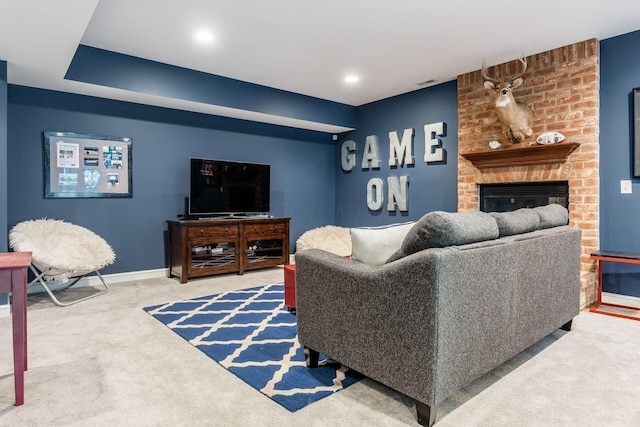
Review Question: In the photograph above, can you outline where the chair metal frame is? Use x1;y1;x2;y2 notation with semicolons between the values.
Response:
28;264;109;307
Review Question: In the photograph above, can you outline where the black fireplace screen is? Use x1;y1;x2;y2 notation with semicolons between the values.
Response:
480;182;569;212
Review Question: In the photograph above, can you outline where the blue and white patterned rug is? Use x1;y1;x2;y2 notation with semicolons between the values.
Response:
144;282;362;412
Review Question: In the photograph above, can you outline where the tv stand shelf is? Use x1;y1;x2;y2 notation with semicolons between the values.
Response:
167;217;290;283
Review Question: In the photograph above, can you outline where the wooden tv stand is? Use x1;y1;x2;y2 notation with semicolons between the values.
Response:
167;217;290;283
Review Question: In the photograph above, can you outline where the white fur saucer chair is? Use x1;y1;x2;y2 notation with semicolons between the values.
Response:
295;225;351;257
9;218;115;306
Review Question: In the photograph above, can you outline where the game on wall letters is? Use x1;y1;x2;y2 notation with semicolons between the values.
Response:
340;122;447;212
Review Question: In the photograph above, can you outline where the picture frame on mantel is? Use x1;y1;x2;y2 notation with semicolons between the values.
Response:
634;88;640;177
43;131;133;198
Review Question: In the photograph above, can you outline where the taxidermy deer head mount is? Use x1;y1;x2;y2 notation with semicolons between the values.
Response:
482;55;534;145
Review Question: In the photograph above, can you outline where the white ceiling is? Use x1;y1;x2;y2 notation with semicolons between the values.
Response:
1;0;640;132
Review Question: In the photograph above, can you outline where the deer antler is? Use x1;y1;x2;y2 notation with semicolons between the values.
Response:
482;54;528;83
481;59;499;84
512;54;528;80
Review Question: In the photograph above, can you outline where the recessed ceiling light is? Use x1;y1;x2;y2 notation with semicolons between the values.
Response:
344;75;359;83
195;30;214;42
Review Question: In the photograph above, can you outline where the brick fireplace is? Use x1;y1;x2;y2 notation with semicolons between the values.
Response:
457;39;599;308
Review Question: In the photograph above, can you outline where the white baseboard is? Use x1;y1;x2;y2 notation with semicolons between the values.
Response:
28;267;167;293
602;292;640;309
77;267;167;287
0;268;167;318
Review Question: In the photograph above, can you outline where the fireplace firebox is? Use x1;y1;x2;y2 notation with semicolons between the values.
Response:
480;181;569;213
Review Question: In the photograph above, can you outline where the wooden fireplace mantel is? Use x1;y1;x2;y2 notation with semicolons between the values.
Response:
460;142;580;168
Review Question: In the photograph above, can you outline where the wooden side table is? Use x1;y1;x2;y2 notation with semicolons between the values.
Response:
590;250;640;321
0;252;32;406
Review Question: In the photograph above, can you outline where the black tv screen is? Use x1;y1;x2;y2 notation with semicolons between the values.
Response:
188;158;270;216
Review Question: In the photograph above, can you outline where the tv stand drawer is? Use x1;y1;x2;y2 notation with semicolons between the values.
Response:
244;222;285;236
187;225;238;239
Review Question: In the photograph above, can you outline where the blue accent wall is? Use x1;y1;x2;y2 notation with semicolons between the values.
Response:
7;86;337;274
334;81;458;226
0;61;7;306
0;61;7;252
600;29;640;297
66;45;357;130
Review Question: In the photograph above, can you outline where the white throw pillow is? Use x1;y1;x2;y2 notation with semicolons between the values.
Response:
350;222;414;266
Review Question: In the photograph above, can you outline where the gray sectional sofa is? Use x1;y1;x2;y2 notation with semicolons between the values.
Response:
295;204;581;426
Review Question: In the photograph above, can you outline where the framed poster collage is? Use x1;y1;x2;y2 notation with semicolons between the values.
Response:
43;131;132;198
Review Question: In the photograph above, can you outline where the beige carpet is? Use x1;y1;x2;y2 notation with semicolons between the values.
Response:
2;267;640;426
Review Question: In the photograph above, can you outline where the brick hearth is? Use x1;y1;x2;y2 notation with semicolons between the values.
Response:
457;39;599;308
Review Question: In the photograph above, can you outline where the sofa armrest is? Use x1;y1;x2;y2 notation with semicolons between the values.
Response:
295;248;445;404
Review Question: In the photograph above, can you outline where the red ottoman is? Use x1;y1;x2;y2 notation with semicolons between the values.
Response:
284;264;296;311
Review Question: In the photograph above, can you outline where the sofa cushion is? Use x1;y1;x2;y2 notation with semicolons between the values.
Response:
489;208;540;237
350;221;415;266
386;211;499;262
535;204;569;228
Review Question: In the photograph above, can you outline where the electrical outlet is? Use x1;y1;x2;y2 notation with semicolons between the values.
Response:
621;180;632;194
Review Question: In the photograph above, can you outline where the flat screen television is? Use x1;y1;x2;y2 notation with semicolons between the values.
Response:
188;158;270;217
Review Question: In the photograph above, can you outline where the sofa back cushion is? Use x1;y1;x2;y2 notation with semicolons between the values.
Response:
489;208;540;237
386;211;499;263
350;221;415;266
535;203;569;228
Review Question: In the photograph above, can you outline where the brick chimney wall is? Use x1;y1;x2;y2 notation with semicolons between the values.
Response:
457;39;599;308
